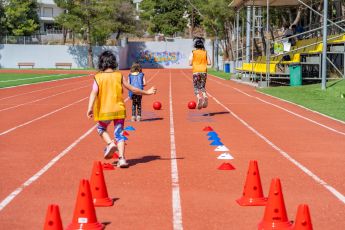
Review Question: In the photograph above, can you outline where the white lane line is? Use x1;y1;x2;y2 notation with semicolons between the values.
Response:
0;125;96;211
0;74;90;90
0;74;66;82
208;76;345;136
169;70;183;230
0;78;90;101
0;85;89;112
0;97;87;136
181;70;345;204
257;90;345;125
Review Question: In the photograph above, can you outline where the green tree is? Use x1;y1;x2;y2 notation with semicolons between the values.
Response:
54;0;136;68
5;0;39;36
141;0;188;36
0;0;6;36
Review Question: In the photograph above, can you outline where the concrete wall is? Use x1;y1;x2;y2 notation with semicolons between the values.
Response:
127;39;214;69
0;44;127;69
0;39;222;69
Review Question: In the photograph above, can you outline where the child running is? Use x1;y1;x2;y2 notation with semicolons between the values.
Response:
128;62;146;122
189;37;211;109
87;51;156;168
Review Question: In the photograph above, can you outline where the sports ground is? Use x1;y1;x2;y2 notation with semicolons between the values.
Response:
0;69;345;229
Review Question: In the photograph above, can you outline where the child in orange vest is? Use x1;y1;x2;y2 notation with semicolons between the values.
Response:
189;37;211;109
87;51;156;167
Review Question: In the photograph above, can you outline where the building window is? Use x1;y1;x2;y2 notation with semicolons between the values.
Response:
43;7;53;17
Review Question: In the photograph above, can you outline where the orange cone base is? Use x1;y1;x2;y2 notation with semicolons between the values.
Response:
94;197;114;207
236;196;267;206
66;222;103;230
258;220;293;230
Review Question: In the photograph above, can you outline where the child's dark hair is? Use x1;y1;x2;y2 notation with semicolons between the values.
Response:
130;62;142;72
193;36;205;49
98;50;118;71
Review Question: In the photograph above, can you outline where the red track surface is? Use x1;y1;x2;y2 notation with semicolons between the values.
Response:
0;69;344;229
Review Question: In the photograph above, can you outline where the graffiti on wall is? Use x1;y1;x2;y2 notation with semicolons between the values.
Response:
134;50;186;66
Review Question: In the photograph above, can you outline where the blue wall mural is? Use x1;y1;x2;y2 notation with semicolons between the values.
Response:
133;50;186;66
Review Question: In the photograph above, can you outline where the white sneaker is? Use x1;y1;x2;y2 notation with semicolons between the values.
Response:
136;116;141;122
202;97;208;108
197;97;203;110
117;157;129;168
131;116;136;122
104;142;117;159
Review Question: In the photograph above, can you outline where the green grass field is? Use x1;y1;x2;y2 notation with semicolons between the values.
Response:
208;69;345;122
208;68;231;80
0;73;87;88
259;80;345;122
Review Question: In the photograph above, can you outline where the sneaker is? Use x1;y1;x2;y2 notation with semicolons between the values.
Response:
202;97;208;108
197;97;203;110
117;157;129;168
131;116;136;122
104;142;117;159
136;116;141;122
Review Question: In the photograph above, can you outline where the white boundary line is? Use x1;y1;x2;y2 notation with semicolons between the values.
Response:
0;78;90;101
0;74;67;82
0;97;87;136
0;125;96;211
169;70;183;230
181;70;345;204
0;74;89;90
207;76;345;136
0;85;89;112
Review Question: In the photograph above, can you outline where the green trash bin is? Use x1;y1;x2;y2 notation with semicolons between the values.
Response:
289;65;302;86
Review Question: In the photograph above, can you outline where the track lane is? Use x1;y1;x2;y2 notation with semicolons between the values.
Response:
179;69;345;229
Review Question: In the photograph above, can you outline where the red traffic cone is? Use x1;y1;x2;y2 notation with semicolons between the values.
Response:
44;204;63;230
66;179;103;230
218;162;235;170
258;178;293;229
203;126;213;131
122;131;129;136
293;204;313;230
90;161;114;207
236;160;267;206
102;163;115;170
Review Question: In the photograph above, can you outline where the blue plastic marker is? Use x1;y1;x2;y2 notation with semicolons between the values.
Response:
207;131;218;137
210;140;224;146
124;126;135;131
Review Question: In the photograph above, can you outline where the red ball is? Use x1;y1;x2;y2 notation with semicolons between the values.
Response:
153;101;162;110
188;101;196;109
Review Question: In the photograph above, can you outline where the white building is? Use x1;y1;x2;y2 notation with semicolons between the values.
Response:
37;0;64;34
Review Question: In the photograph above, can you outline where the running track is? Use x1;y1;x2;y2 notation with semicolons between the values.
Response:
0;69;344;229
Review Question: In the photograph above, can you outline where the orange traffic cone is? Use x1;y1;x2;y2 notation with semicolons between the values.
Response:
203;126;213;131
90;161;114;207
44;204;63;230
102;163;115;170
66;179;103;230
258;178;293;229
293;204;313;230
236;160;267;206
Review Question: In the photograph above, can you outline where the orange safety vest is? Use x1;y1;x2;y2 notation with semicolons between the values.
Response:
192;49;208;73
93;72;126;121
